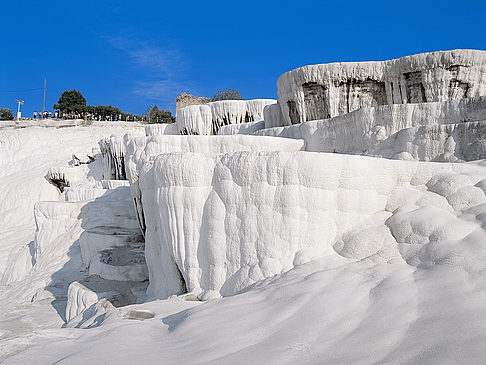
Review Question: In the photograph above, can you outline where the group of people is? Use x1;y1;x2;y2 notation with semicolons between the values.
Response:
32;110;140;122
33;110;58;119
59;112;139;122
62;112;117;121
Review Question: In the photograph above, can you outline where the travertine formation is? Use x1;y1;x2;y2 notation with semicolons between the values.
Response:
124;135;304;234
66;281;99;322
255;96;486;161
132;150;486;299
99;131;145;180
118;50;486;299
277;50;486;125
144;123;179;136
217;120;265;135
176;99;276;135
7;50;486;365
263;102;284;128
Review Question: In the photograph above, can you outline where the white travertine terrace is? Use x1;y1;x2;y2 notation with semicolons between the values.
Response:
277;49;486;125
176;99;276;135
124;135;305;235
144;123;179;136
63;187;108;202
255;96;486;161
263;102;284;128
217;120;265;135
137;150;486;299
175;104;212;135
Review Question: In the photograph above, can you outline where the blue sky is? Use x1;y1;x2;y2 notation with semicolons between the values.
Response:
1;0;485;117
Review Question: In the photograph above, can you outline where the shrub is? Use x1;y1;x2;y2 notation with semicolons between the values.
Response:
211;88;242;101
0;108;14;120
144;105;175;123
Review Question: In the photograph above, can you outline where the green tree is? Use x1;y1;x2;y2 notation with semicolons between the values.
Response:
52;88;142;121
94;105;122;119
144;105;175;123
54;89;87;113
211;88;242;101
0;108;14;120
121;112;140;121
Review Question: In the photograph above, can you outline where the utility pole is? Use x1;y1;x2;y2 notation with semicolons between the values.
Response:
15;100;24;120
42;78;46;119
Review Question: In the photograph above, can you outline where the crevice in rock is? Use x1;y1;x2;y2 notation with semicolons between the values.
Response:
48;178;69;192
303;82;330;121
99;139;126;180
449;80;470;100
404;71;426;103
133;197;146;236
175;262;188;295
179;128;199;135
287;100;300;124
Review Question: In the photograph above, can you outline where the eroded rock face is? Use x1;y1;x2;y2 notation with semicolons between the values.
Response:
277;50;486;125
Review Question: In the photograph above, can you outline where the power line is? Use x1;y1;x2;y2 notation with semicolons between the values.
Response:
42;79;46;117
0;87;44;93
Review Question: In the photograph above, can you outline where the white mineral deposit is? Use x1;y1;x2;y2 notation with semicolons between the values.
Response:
3;50;486;364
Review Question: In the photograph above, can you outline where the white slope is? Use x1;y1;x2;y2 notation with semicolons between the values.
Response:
4;253;486;364
3;122;486;364
0;123;145;359
0;123;143;280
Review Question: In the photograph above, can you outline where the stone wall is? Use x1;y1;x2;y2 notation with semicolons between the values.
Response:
175;92;211;112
